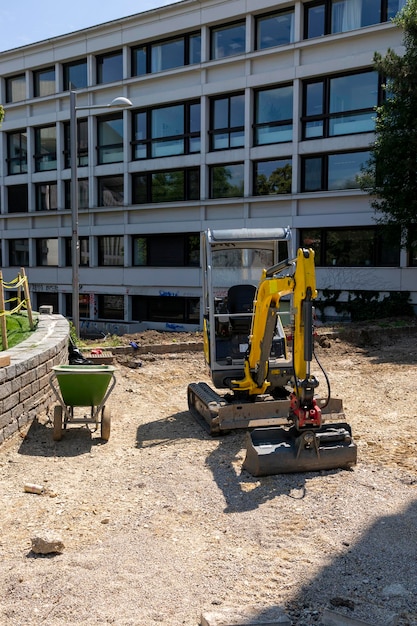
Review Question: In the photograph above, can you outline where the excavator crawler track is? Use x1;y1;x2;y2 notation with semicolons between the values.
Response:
187;382;228;435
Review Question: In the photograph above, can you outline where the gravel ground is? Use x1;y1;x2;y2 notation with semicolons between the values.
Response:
0;327;416;625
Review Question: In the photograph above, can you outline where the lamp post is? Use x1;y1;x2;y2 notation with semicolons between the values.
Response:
70;91;133;338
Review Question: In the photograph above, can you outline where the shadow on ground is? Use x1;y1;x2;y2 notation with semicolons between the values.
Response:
235;494;417;625
17;416;106;457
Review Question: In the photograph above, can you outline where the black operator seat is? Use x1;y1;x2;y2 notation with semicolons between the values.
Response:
227;284;256;333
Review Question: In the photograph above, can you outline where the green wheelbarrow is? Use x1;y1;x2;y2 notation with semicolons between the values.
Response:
49;364;117;441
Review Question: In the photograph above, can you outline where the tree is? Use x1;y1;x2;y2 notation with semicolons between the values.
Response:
360;0;417;247
0;105;4;126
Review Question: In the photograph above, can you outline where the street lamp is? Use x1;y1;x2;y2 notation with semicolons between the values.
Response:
70;91;133;338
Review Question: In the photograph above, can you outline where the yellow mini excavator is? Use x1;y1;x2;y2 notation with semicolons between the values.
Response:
187;227;357;476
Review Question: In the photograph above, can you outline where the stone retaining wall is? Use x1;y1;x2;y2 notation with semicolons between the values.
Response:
0;314;69;444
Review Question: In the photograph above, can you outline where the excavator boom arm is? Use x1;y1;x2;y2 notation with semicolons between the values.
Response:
232;248;317;396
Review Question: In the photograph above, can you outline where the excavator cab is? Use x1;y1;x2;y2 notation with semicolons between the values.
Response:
188;227;357;476
201;227;291;392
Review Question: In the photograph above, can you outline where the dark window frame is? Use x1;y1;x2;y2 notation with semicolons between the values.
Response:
303;0;402;39
301;149;371;192
63;118;88;168
209;92;245;151
35;237;59;266
35;182;58;211
34;124;57;172
63;58;88;90
299;226;401;267
132;233;200;267
6;74;26;103
97;113;124;164
131;31;201;76
253;158;292;195
97;294;125;320
97;236;125;267
7;130;28;175
209;162;245;199
98;175;124;207
132;167;200;204
132;295;200;324
301;69;382;140
253;83;293;146
255;7;295;50
7;185;29;213
64;236;90;267
132;99;201;160
64;179;89;210
96;50;123;84
210;20;246;60
33;66;56;98
9;239;29;266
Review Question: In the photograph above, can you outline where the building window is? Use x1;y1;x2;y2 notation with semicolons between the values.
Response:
98;236;124;266
34;125;57;171
36;292;59;314
254;159;292;195
132;233;199;267
36;183;58;211
36;238;59;266
65;237;90;266
132;295;200;324
255;8;295;49
132;32;201;75
209;93;245;150
302;70;379;139
34;67;55;97
97;294;124;320
98;176;124;207
254;85;293;145
210;163;244;198
7;131;28;174
6;74;25;103
132;168;200;204
97;114;124;164
65;294;90;319
63;58;88;90
7;185;28;213
211;21;246;59
64;179;89;210
132;100;200;159
9;239;29;266
64;119;88;168
301;150;370;192
304;0;405;38
300;227;400;267
97;50;123;84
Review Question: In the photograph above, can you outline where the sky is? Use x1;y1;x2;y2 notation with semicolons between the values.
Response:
0;0;177;52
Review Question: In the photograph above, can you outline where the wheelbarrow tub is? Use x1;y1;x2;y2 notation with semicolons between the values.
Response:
52;365;116;407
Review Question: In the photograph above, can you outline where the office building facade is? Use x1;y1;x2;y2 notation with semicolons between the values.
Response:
0;0;414;334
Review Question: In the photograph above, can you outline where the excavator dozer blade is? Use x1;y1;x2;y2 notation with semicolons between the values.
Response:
243;423;357;477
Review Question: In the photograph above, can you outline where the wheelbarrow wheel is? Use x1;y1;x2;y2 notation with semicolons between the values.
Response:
53;405;63;441
101;406;111;441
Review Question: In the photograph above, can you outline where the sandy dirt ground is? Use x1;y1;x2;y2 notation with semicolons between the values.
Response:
0;325;416;625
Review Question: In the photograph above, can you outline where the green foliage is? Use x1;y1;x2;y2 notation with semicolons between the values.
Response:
0;313;38;350
316;290;414;323
0;104;4;127
359;0;417;247
256;163;292;195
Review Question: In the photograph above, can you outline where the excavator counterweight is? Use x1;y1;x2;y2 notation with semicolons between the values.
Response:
187;228;357;476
